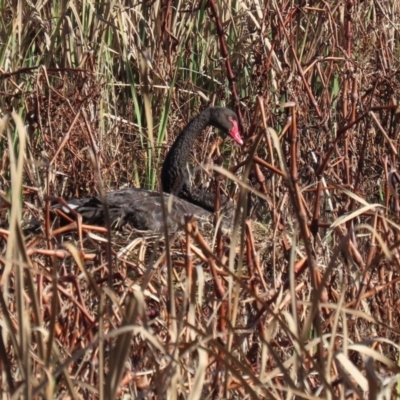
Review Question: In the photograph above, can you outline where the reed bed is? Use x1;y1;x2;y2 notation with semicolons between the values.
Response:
1;1;400;399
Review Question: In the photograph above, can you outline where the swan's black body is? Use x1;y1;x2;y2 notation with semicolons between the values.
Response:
57;107;242;232
63;188;222;232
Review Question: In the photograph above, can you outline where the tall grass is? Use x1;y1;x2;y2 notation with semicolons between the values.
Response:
1;0;400;398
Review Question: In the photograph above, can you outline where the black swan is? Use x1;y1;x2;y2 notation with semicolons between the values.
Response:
55;107;242;232
161;107;242;211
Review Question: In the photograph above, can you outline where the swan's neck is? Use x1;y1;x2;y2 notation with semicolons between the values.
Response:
161;108;211;194
180;183;226;212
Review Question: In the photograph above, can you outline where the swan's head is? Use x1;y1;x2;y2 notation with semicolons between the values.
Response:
210;107;243;146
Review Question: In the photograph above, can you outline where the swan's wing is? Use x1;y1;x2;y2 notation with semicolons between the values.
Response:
54;188;215;232
108;189;216;231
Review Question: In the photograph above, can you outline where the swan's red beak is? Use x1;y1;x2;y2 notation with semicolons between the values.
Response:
229;120;243;145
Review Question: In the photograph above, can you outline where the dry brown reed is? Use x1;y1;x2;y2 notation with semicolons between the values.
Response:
1;1;400;399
